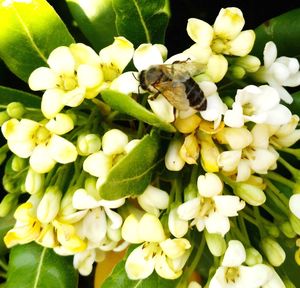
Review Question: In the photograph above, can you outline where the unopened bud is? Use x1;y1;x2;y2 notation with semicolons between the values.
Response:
77;133;101;156
261;237;286;267
3;174;19;193
205;230;226;257
289;213;300;235
245;247;263;266
165;138;185;171
102;129;128;155
235;55;261;73
0;193;18;217
37;186;62;224
11;155;27;172
0;150;7;165
265;223;280;238
183;182;198;202
6;102;25;118
280;221;297;238
25;168;44;194
174;114;201;134
234;183;266;206
284;278;296;288
0;111;10;126
231;66;246;79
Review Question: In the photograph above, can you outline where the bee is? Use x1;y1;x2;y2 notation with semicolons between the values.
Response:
139;60;207;111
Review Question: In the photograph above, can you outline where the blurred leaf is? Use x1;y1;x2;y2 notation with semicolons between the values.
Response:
99;132;161;200
112;0;169;46
290;91;300;115
0;85;41;108
0;212;15;256
6;242;78;288
65;0;117;51
101;90;176;132
252;8;300;59
102;246;178;288
0;0;74;82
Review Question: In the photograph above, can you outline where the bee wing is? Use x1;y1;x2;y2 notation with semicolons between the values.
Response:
153;80;190;111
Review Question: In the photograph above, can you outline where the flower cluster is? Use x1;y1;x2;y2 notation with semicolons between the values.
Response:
1;6;300;288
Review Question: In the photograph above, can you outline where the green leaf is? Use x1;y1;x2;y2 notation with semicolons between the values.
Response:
112;0;169;46
0;212;15;256
0;85;41;108
101;90;176;132
99;132;161;200
102;246;179;288
65;0;117;51
6;242;78;288
290;91;300;115
252;8;300;58
0;0;74;82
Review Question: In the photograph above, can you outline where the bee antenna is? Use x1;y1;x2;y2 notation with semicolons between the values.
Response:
132;72;142;95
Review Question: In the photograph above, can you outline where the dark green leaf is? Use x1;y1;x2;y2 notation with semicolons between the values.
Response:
252;8;300;58
102;246;179;288
0;85;41;109
6;242;78;288
65;0;117;51
0;212;15;256
0;0;74;82
99;132;161;200
290;91;300;115
101;90;176;132
112;0;169;46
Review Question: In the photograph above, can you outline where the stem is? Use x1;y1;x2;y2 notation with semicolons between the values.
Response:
237;216;251;246
253;206;267;238
278;147;300;160
278;157;300;181
265;172;295;189
0;258;8;271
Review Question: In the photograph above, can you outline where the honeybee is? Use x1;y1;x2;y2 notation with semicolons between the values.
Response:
139;61;207;111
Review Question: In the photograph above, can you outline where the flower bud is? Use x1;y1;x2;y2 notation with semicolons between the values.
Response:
280;221;297;238
0;111;10;126
83;151;112;178
174;114;201;134
102;129;128;155
261;237;286;267
284;279;296;288
179;134;199;164
168;206;188;238
235;55;261;73
77;133;101;156
183;182;198;202
37;186;62;224
0;193;19;217
289;213;300;235
204;230;226;257
231;66;246;79
245;247;263;266
3;174;19;193
0;151;7;166
165;138;185;171
234;183;266;206
45;113;74;135
6;102;25;118
11;155;27;172
197;173;223;197
265;223;280;238
25;168;44;194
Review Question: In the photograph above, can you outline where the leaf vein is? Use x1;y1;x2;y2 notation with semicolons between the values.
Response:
33;247;47;288
130;0;151;43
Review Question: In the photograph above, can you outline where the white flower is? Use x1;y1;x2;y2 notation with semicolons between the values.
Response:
289;194;300;219
29;43;104;119
224;85;292;128
209;240;273;288
254;41;300;103
1;118;77;173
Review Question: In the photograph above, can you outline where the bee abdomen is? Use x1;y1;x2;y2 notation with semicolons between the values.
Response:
185;78;207;111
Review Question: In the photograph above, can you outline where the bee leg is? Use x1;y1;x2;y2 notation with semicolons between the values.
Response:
148;91;160;100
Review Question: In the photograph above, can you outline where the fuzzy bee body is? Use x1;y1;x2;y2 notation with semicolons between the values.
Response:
139;61;207;111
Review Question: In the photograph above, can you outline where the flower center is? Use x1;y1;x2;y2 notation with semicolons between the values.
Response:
58;74;78;91
242;102;255;116
199;198;215;217
34;126;51;145
211;38;228;54
225;267;240;283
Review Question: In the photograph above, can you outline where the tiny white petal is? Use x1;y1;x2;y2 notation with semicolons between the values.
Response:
177;198;201;221
263;41;277;69
133;44;163;71
214;195;245;216
28;67;58;91
222;240;246;267
205;212;230;236
47;46;75;75
29;145;56;173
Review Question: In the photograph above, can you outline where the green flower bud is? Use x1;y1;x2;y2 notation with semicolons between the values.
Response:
11;155;27;172
261;237;286;267
290;213;300;235
77;133;101;156
265;223;280;238
245;247;263;266
6;102;25;118
0;193;19;217
0;111;10;126
284;279;296;288
3;174;20;193
231;66;246;79
183;182;198;202
280;221;297;238
204;230;226;257
234;183;266;206
0;151;7;166
25;168;44;195
235;55;261;73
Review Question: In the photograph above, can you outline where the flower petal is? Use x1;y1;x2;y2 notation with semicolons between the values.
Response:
187;18;213;45
41;89;65;119
133;44;163;71
222;240;246;267
29;145;56;173
28;67;58;91
47;46;75;75
214;195;245;216
263;41;277;69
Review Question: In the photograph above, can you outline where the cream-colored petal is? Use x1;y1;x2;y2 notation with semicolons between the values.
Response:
83;150;112;177
28;67;58;91
160;238;191;259
177;198;200;221
72;188;99;210
61;87;86;107
138;213;166;242
47;46;75;75
155;254;182;279
222;239;246;267
77;64;103;88
122;214;143;244
41;89;65;119
110;72;140;94
45;113;74;135
228;30;255;56
263;41;277;68
168;208;189;238
70;43;101;66
133;44;163;71
187;18;213;45
104;207;123;230
197;173;223;197
29;145;56;173
206;54;228;82
214;195;245;217
148;95;175;123
47;135;78;164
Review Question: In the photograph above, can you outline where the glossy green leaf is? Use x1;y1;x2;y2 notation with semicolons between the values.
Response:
0;85;41;109
290;91;300;115
66;0;117;51
112;0;169;46
101;90;176;132
99;132;161;200
102;246;179;288
6;242;78;288
252;8;300;58
0;0;74;82
0;212;15;256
